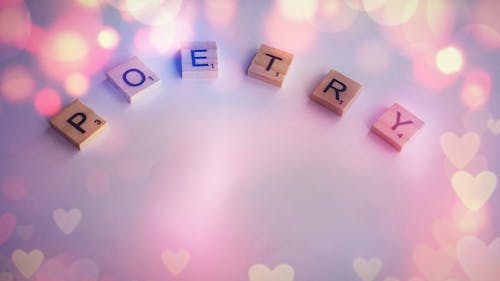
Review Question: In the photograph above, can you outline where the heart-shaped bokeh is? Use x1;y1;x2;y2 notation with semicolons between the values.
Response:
487;119;500;135
457;236;500;281
440;132;480;169
52;208;82;235
161;249;190;276
352;257;382;281
413;244;455;281
11;249;44;278
451;171;497;211
248;264;295;281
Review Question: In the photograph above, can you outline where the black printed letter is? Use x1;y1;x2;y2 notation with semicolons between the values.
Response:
67;112;87;134
323;79;346;101
264;53;283;71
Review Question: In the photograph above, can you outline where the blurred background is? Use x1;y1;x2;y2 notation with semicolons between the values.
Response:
0;0;499;280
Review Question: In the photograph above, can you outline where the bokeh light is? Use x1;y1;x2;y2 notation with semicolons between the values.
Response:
452;203;488;234
381;0;455;57
472;0;500;48
366;0;419;26
204;0;238;27
76;0;102;7
461;69;491;110
0;0;32;62
34;88;61;116
124;0;183;26
411;45;457;92
34;5;112;82
2;176;28;201
132;2;195;55
97;27;120;50
0;65;35;103
343;0;385;11
435;46;464;75
0;6;31;44
277;0;317;22
149;26;175;54
306;0;359;33
50;31;89;63
264;5;317;54
64;72;89;97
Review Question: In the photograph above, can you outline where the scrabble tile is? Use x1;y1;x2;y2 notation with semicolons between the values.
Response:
247;44;294;87
371;103;424;152
106;57;161;103
181;41;219;79
310;69;362;116
50;100;107;150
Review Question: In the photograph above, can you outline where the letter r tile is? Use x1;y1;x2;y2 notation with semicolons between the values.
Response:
371;103;424;152
310;69;362;116
50;99;108;150
106;57;161;103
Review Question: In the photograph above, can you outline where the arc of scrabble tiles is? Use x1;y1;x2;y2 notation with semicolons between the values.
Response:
49;41;425;152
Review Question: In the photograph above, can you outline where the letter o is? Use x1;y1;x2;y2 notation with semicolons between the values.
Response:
122;68;146;87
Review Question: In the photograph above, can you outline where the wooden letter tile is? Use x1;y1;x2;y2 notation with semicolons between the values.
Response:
50;100;108;150
181;41;218;79
247;44;294;87
371;103;424;151
311;69;362;116
106;57;161;103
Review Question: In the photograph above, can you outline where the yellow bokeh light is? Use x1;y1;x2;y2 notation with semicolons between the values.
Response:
0;65;34;103
435;46;463;75
50;32;89;63
319;0;340;17
64;73;89;97
307;0;359;33
76;0;102;7
367;0;418;26
125;0;183;26
98;27;120;50
278;0;318;22
361;0;387;11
